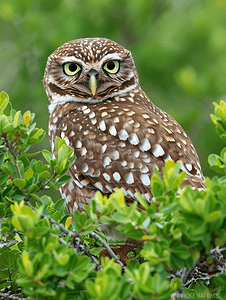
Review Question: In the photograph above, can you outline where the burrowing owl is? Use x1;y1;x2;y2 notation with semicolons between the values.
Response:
44;38;205;214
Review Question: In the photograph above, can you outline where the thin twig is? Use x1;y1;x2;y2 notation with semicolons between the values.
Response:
0;292;29;300
2;134;22;181
212;247;226;253
110;242;143;249
181;259;199;284
76;240;101;271
90;232;125;271
180;267;187;284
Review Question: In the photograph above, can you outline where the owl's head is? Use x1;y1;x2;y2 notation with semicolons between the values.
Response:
43;38;139;108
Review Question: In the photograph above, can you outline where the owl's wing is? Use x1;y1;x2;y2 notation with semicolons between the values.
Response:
49;96;205;212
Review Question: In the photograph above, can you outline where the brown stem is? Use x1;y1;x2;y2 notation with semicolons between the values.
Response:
2;134;23;182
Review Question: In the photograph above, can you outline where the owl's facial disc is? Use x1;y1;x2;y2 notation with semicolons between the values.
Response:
44;38;139;104
60;58;123;98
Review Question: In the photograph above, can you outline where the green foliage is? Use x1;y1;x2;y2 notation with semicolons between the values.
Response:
1;92;226;299
0;91;75;221
86;258;131;300
208;100;226;180
10;200;94;299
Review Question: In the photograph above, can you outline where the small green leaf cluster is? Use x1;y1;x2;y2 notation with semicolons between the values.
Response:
209;100;226;177
10;201;94;299
86;257;131;300
0;91;75;219
210;100;226;141
0;246;20;294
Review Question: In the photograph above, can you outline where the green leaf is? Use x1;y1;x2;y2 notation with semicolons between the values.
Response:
1;164;12;174
0;91;9;111
54;198;66;214
0;250;18;268
50;159;56;174
14;110;22;127
30;193;42;203
28;184;39;193
57;144;68;165
40;171;50;180
2;123;14;133
215;100;226;119
171;242;190;260
139;262;150;283
0;173;10;185
24;167;34;180
208;154;225;173
11;214;33;233
33;128;44;139
151;168;165;197
179;187;195;212
55;175;71;187
21;251;33;276
220;147;226;160
0;153;5;169
52;211;61;222
42;150;52;163
14;178;26;188
210;113;218;125
40;195;53;206
220;133;226;141
21;151;41;158
208;154;223;166
160;202;179;213
170;253;185;269
205;210;221;222
89;247;105;256
35;161;43;173
0;115;10;132
54;136;61;152
54;165;62;174
0;203;5;217
136;192;149;209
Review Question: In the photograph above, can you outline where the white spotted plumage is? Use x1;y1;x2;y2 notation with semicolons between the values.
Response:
44;37;205;220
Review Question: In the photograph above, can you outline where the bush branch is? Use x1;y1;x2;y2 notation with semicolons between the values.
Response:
90;232;125;271
25;202;124;270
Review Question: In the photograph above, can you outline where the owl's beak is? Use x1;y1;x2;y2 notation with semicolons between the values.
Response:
89;74;97;96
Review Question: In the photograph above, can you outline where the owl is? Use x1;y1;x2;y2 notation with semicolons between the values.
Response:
44;38;205;216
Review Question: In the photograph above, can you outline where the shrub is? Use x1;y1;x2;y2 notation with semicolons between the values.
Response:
0;91;225;299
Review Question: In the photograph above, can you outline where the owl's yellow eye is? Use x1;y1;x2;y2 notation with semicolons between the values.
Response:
64;63;81;75
103;60;119;74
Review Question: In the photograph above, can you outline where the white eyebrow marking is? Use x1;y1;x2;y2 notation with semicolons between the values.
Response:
57;56;87;67
58;53;123;70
